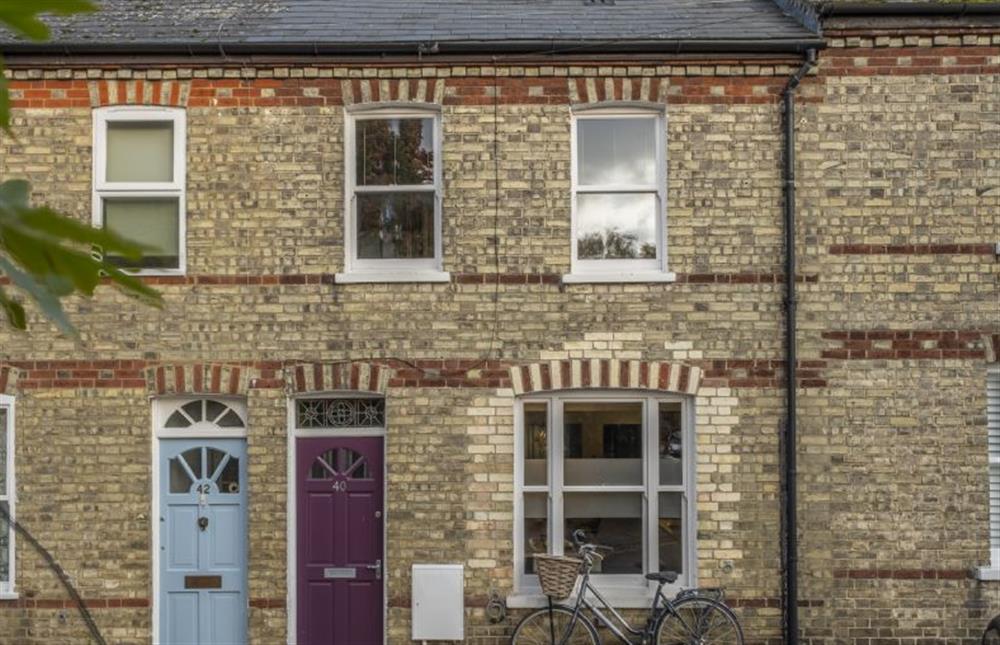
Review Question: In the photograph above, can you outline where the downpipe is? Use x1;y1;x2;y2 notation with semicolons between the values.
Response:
781;48;816;645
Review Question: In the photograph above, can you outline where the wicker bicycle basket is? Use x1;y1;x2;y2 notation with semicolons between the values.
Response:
533;554;582;598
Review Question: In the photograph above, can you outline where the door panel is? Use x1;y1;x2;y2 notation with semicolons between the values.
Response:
160;439;248;645
297;437;384;645
168;593;199;644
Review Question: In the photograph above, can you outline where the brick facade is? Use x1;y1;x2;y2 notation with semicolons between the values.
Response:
0;26;996;645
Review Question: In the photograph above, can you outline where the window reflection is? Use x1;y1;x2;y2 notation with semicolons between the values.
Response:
576;193;657;260
357;192;434;259
578;118;655;186
564;402;643;486
565;492;643;574
356;118;434;186
523;493;548;574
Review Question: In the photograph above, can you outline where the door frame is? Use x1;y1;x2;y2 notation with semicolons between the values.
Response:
151;396;249;645
286;392;388;644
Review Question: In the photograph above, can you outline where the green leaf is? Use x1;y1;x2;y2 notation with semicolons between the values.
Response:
0;285;25;330
0;178;162;335
11;204;146;258
0;0;97;42
0;60;10;135
0;255;74;335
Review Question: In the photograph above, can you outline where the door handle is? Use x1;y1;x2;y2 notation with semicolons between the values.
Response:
365;559;382;580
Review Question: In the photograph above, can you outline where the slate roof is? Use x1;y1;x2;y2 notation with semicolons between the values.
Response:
0;0;822;54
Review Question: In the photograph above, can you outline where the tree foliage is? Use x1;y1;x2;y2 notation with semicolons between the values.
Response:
0;0;162;336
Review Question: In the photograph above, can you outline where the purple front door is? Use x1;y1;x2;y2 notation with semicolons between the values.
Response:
297;437;384;644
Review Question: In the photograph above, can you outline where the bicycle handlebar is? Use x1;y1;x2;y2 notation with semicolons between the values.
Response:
571;529;614;558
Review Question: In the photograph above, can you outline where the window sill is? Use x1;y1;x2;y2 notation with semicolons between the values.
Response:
976;566;1000;581
118;268;186;278
562;271;677;284
334;270;451;284
507;588;669;610
0;592;19;601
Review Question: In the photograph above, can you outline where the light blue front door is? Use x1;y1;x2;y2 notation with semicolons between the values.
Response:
159;438;248;645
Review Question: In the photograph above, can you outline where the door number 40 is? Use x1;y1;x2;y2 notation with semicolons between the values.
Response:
331;481;347;492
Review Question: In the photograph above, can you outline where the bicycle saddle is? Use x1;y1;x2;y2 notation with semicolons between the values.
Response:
644;571;678;584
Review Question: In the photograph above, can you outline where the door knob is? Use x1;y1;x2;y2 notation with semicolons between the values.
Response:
198;516;209;531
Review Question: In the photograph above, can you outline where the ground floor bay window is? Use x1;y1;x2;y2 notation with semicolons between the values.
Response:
514;392;695;602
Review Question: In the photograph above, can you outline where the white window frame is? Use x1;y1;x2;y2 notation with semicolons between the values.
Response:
565;104;675;284
0;394;15;599
510;391;696;608
979;365;1000;580
92;106;187;276
337;104;448;284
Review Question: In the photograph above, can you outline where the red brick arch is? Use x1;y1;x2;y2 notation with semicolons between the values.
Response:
144;363;259;397
90;79;190;107
510;359;702;396
286;362;392;395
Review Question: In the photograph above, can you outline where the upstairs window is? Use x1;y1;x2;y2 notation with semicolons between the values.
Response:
567;108;671;283
0;396;14;597
340;106;447;283
93;106;186;273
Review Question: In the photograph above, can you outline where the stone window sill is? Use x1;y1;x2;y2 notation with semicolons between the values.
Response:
976;566;1000;581
334;270;451;284
0;592;19;601
562;271;677;284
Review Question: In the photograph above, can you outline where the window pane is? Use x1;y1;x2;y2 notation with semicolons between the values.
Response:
576;193;657;260
357;192;434;259
182;448;203;479
164;410;191;428
523;492;548;574
578;118;655;186
564;402;642;486
103;198;180;269
356;118;434;186
182;401;203;422
659;402;683;486
169;457;193;493
658;492;684;574
524;402;548;486
106;121;173;182
205;401;227;424
0;501;8;583
218;457;240;494
565;492;643;574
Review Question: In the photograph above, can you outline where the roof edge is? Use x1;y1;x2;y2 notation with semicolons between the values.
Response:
820;2;1000;16
0;37;828;58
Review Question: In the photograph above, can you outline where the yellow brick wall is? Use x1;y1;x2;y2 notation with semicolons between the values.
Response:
0;39;996;643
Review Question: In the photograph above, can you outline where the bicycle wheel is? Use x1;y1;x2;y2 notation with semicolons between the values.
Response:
510;604;601;645
983;615;1000;645
654;596;744;645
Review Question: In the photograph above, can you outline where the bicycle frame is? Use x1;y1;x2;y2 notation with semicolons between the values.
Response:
554;561;712;645
558;563;649;644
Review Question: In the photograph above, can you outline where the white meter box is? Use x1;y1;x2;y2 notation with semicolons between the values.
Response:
411;564;464;640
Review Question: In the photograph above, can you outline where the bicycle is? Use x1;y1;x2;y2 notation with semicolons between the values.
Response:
510;530;744;644
984;614;1000;645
